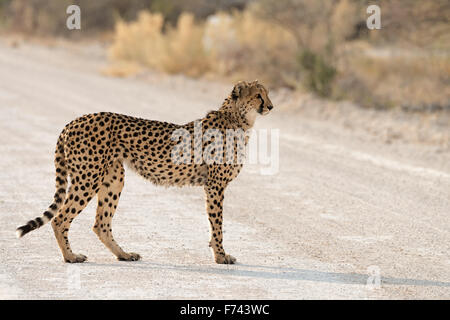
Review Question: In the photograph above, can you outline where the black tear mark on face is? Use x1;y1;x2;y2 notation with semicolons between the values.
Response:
257;94;264;114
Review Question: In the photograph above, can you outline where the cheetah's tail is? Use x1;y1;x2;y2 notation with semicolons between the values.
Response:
16;131;68;238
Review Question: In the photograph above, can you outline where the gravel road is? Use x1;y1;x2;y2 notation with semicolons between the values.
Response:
0;40;449;299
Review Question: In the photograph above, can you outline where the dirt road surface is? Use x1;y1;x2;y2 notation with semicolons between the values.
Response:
0;41;449;299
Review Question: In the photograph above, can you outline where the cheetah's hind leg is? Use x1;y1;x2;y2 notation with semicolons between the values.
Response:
51;176;96;263
93;160;141;261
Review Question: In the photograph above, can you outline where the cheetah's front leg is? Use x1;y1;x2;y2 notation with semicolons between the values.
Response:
204;183;236;264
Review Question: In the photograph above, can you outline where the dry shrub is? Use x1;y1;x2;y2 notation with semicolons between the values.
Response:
3;0;154;37
330;0;360;44
204;10;298;87
250;0;358;94
107;2;341;91
202;13;239;75
162;13;210;77
109;11;166;72
109;11;209;77
107;1;449;111
108;8;297;84
336;47;450;110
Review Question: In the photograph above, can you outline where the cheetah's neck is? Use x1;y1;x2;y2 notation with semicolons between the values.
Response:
219;96;255;131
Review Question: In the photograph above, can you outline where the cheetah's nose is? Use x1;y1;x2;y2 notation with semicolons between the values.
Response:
267;105;273;110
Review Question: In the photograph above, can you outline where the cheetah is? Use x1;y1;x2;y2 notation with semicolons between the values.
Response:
16;80;273;264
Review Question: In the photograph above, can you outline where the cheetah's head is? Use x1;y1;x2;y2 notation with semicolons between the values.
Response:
231;80;273;126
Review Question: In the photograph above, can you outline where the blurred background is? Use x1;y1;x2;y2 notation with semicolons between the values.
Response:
0;0;449;144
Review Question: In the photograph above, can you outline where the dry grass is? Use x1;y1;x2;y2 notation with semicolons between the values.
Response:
205;10;298;87
106;1;450;111
336;43;450;109
108;11;209;78
163;13;210;77
108;12;166;73
108;8;298;86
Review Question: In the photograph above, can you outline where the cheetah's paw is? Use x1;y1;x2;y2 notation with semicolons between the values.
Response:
118;252;141;261
64;253;88;263
215;254;236;264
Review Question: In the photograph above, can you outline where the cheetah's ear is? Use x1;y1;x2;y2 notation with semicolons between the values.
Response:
231;81;249;100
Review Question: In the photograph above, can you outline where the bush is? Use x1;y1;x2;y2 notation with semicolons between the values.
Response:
108;11;209;77
106;0;450;110
204;10;298;87
297;50;337;97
